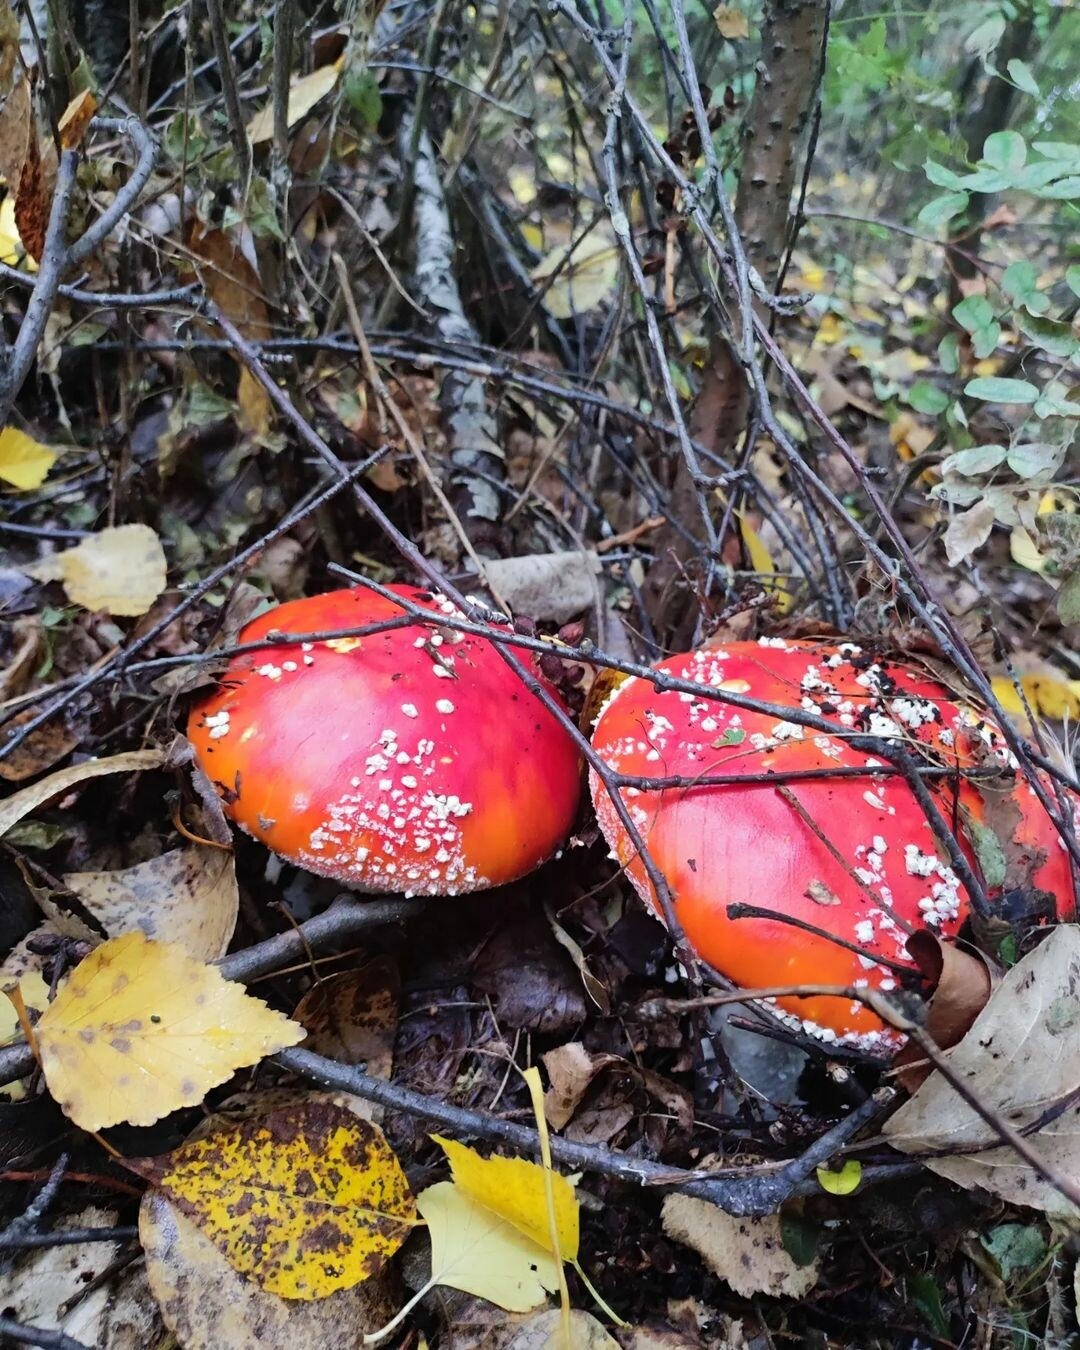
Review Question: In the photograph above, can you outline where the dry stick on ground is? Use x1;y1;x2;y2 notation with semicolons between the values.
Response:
276;1045;891;1217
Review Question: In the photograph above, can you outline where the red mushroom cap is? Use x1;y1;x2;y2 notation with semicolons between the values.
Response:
188;585;581;895
589;638;1077;1051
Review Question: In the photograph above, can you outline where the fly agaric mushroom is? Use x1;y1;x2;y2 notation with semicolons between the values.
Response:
188;585;581;895
590;638;1077;1051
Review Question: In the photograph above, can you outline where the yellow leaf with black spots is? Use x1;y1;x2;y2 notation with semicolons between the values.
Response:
133;1100;415;1300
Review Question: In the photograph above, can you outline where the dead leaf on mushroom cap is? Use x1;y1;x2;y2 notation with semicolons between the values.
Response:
884;924;1080;1220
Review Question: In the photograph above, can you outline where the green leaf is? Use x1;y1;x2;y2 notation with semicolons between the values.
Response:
964;13;1005;62
343;67;382;129
910;1272;949;1338
1067;265;1080;299
1007;443;1065;478
923;159;969;191
916;191;969;229
941;445;1006;476
1015;315;1078;359
972;321;1002;360
1033;140;1080;163
1037;176;1080;201
907;382;949;415
1033;395;1080;418
982;1224;1048;1280
1056;567;1080;626
981;129;1027;173
1001;260;1037;299
964;377;1039;404
1006;58;1039;97
966;817;1006;890
953;295;995;332
938;332;960;375
779;1212;819;1268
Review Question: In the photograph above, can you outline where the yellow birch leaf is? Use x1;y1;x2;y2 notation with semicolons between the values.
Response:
0;748;167;839
24;523;168;616
35;931;305;1130
531;236;619;319
737;511;793;614
248;60;344;144
433;1134;579;1260
134;1100;415;1300
416;1181;558;1311
0;426;57;488
713;4;749;39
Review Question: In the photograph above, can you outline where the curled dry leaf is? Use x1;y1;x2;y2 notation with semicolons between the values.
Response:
35;931;305;1130
48;846;240;961
884;924;1080;1220
23;523;168;616
661;1195;820;1299
0;747;167;840
132;1100;415;1300
140;1191;398;1350
542;1042;621;1130
895;931;995;1093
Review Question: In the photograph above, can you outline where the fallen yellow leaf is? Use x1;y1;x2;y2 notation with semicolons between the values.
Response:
991;674;1080;725
35;931;305;1130
248;60;344;144
737;511;793;614
136;1100;415;1299
433;1134;579;1260
532;235;619;319
0;425;56;488
24;523;167;616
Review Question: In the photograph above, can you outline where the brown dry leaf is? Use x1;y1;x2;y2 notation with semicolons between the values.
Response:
0;76;31;195
23;523;168;616
0;0;18;97
57;88;97;150
293;958;398;1076
542;1042;621;1130
713;5;749;39
36;931;305;1130
46;846;239;960
186;223;271;339
14;100;53;262
884;924;1080;1220
480;552;600;625
140;1190;397;1350
895;932;996;1092
132;1100;415;1299
0;709;79;783
0;748;166;839
661;1195;820;1298
186;223;273;432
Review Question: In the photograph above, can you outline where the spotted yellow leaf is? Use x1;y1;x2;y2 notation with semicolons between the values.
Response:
133;1100;415;1299
0;425;56;489
35;931;305;1130
433;1134;579;1259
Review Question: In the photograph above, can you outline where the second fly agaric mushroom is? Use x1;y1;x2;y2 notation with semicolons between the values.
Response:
590;638;1077;1052
188;585;581;895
